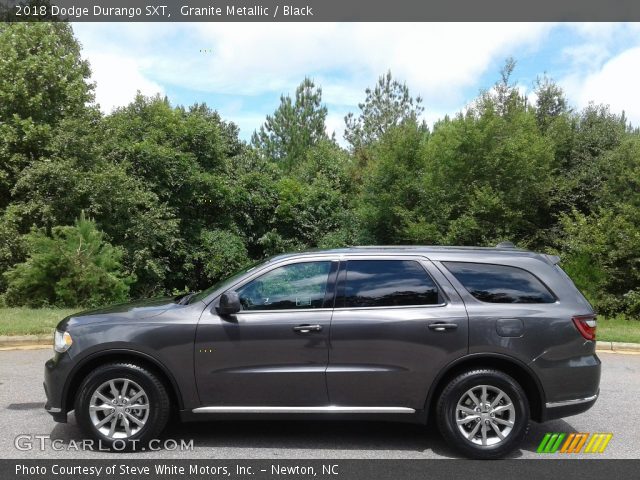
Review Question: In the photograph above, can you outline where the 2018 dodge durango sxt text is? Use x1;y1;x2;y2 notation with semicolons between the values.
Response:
44;245;600;459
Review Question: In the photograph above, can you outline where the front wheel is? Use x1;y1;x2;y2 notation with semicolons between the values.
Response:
436;369;530;459
74;363;170;451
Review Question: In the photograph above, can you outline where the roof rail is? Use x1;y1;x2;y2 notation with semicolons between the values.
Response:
495;241;516;249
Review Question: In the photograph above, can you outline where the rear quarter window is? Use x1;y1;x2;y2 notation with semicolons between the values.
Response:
443;262;556;304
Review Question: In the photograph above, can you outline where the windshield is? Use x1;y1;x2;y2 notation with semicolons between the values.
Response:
189;259;267;304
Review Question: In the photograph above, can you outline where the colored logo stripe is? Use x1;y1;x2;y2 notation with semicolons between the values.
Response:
537;433;612;454
584;433;613;453
537;433;565;453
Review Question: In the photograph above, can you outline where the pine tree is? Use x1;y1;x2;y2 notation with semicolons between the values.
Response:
344;71;425;150
252;78;329;170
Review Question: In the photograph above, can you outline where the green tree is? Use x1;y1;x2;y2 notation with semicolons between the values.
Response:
189;229;249;288
412;76;553;247
96;94;244;294
4;213;132;308
534;75;569;132
359;121;429;243
5;106;181;297
556;135;640;317
0;22;94;209
344;71;425;150
550;104;628;215
252;78;330;170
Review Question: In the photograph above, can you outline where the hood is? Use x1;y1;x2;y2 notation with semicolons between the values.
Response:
57;296;183;330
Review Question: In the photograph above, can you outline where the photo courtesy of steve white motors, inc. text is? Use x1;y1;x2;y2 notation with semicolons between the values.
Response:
15;463;338;477
14;3;315;19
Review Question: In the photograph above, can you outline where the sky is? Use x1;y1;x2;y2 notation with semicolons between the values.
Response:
72;22;640;143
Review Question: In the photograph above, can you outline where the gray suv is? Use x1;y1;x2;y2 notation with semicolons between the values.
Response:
44;245;600;459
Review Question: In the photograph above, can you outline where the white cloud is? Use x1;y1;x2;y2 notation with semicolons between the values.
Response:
181;23;552;106
325;111;348;142
71;22;640;137
73;22;552;113
87;53;164;112
567;46;640;126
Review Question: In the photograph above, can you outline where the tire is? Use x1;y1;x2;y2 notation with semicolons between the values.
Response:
436;369;530;459
74;362;170;451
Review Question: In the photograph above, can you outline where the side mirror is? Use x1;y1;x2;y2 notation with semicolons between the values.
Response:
217;291;241;315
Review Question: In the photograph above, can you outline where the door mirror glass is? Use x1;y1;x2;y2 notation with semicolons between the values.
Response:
217;291;242;315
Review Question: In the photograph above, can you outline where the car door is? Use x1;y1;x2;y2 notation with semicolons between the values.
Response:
195;257;338;407
326;256;468;410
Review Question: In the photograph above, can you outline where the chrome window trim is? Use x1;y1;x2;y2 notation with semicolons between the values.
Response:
332;302;447;312
233;307;334;315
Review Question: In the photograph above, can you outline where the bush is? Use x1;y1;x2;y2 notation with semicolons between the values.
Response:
3;213;132;308
191;229;250;287
557;206;640;318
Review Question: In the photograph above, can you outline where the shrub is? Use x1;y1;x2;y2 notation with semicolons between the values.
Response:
3;213;132;308
191;229;250;287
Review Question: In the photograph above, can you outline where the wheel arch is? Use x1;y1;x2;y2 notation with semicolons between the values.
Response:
63;349;184;414
424;353;546;423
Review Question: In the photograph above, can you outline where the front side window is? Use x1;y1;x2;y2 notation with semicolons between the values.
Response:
237;261;331;311
443;262;555;304
341;260;440;308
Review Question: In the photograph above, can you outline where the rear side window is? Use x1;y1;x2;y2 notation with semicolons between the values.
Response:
443;262;555;304
340;260;440;308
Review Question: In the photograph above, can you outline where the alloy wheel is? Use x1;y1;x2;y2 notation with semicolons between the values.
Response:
455;384;516;446
88;378;150;439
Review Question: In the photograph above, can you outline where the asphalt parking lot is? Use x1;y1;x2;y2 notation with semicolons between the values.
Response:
0;348;638;459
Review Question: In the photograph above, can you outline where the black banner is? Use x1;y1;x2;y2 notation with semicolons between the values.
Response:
3;459;640;480
2;0;640;22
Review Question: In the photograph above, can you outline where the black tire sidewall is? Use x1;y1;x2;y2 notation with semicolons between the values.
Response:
74;363;169;451
437;370;530;459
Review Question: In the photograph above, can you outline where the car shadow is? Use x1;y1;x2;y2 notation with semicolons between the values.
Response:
516;419;578;454
7;402;45;411
49;413;460;456
48;413;578;458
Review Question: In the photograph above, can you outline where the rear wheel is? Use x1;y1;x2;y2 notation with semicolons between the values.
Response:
436;369;530;459
74;363;170;451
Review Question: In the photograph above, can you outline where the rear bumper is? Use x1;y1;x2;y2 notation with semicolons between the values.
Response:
541;390;599;422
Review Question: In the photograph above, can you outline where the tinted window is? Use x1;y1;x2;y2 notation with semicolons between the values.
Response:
342;260;440;308
443;262;555;304
237;261;331;311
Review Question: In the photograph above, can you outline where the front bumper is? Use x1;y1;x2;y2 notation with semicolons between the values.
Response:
43;353;74;423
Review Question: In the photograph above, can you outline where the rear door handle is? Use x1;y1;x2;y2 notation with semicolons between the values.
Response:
293;324;323;333
428;322;458;332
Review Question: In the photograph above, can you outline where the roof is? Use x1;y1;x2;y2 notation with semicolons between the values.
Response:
269;245;549;263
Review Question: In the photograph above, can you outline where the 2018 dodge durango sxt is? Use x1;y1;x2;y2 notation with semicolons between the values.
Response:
44;245;600;458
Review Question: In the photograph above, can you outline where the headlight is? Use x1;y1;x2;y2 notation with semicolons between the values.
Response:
53;330;73;353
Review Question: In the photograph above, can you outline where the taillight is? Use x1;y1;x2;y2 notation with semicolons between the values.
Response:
572;314;597;341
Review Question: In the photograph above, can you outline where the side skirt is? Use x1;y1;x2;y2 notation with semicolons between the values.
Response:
179;406;427;424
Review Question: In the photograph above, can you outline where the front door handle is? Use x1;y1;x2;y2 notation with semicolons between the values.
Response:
293;324;323;333
428;322;458;332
